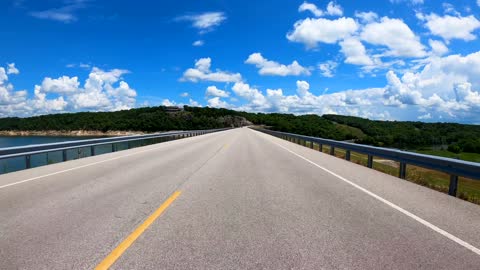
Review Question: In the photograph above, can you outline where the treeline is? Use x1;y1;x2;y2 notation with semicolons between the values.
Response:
0;106;479;153
322;114;480;153
0;106;249;132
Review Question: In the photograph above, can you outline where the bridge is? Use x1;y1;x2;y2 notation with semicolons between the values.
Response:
1;127;480;269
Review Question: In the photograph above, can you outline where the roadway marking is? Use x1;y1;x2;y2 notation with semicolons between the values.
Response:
95;190;181;270
0;133;213;190
270;140;480;256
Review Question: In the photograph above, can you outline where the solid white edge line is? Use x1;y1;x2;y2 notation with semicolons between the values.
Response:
0;133;211;190
263;132;480;256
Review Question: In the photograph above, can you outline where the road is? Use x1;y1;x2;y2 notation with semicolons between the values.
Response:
1;127;480;269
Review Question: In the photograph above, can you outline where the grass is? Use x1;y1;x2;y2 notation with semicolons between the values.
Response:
334;123;367;140
292;138;480;205
414;149;480;163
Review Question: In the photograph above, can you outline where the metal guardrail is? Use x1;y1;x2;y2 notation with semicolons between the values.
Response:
252;128;480;197
0;128;229;174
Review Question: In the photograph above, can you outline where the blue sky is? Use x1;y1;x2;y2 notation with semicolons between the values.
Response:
1;0;480;123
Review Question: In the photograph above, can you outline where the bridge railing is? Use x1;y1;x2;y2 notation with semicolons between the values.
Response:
252;128;480;197
0;128;229;175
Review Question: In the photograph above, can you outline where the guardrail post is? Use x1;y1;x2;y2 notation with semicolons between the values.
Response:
62;150;67;161
330;146;335;155
345;150;351;161
303;140;307;147
367;155;373;168
448;175;458;196
310;142;314;149
25;155;31;169
399;162;406;179
319;144;323;152
91;146;96;156
111;143;116;152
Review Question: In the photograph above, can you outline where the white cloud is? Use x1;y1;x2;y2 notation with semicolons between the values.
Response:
299;2;323;17
64;67;136;111
339;38;374;65
7;63;19;75
29;0;88;23
245;53;311;76
181;57;242;83
176;12;226;34
355;11;378;23
189;98;200;106
207;97;230;108
389;0;424;4
287;17;358;48
318;61;338;77
298;1;343;17
206;86;229;98
454;82;480;105
420;13;480;42
428;39;448;56
0;67;28;114
0;65;137;116
296;80;310;97
161;99;176;106
193;40;204;46
360;17;426;57
222;51;480;122
38;76;80;94
180;92;189;97
30;9;76;23
232;82;268;109
418;113;432;120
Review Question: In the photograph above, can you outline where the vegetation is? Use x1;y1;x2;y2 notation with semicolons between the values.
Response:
1;106;479;158
322;114;480;153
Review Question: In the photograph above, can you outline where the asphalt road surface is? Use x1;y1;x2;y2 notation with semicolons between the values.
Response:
1;127;480;269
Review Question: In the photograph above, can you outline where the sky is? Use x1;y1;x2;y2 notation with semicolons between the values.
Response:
1;0;480;123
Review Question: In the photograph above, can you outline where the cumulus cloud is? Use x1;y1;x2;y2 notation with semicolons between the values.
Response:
232;82;268;109
0;66;28;115
418;113;432;120
7;63;19;75
206;86;229;98
287;17;358;48
296;80;310;97
181;57;242;83
339;38;374;66
299;1;343;17
193;40;204;46
38;76;80;94
176;12;226;34
207;97;230;108
161;99;176;106
419;13;480;42
355;11;378;23
245;53;311;76
318;61;338;77
428;39;448;56
360;17;426;57
219;51;480;122
0;64;138;117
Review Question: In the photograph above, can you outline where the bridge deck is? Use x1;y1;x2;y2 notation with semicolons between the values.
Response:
1;128;479;269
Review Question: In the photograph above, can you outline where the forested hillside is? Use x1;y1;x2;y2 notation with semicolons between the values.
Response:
322;115;480;153
0;106;479;154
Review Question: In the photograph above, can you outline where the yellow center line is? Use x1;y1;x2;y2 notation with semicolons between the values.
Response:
95;190;181;270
